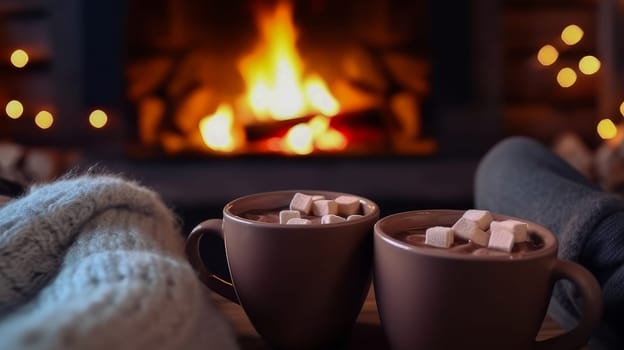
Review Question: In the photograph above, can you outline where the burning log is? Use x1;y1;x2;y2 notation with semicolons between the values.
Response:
244;108;381;142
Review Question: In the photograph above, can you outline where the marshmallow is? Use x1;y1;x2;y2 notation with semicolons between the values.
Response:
334;195;361;216
347;214;364;221
452;217;490;246
491;220;528;243
290;192;314;214
286;218;312;225
279;210;301;224
425;226;454;248
488;228;515;252
321;214;346;224
312;199;338;216
462;209;493;230
312;195;326;201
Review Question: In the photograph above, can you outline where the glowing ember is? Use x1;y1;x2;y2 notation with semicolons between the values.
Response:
317;129;347;151
199;104;245;152
304;75;340;116
283;123;314;155
281;115;347;154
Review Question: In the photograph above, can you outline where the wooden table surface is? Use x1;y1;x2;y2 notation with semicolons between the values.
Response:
211;287;591;349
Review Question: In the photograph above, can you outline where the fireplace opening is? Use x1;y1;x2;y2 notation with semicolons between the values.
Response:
1;0;503;160
5;1;621;162
124;0;440;157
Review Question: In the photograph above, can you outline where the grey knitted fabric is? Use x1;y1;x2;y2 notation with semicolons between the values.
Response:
475;137;624;350
0;174;239;350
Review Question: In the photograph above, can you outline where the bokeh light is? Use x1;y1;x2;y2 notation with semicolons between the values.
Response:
537;45;558;66
597;118;617;140
35;110;54;129
89;109;108;128
578;55;600;75
561;24;583;45
10;49;29;68
5;100;24;119
556;67;577;88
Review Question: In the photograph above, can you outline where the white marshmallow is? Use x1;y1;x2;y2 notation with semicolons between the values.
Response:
321;214;346;224
491;220;528;243
312;200;338;216
286;218;312;225
334;195;361;216
425;226;454;248
488;228;515;252
312;195;326;201
290;192;314;214
452;217;490;246
279;210;301;224
462;209;493;230
347;214;364;221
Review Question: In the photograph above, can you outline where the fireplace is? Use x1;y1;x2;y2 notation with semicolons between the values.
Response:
4;0;622;155
2;1;621;222
122;0;499;158
0;0;504;158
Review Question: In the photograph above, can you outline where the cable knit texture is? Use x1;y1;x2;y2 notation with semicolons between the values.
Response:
0;174;239;350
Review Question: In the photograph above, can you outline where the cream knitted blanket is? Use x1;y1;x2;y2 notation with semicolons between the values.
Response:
0;174;239;350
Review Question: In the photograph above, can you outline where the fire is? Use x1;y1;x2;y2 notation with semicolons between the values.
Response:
282;115;347;155
199;1;345;154
237;1;340;121
199;104;244;152
304;75;339;116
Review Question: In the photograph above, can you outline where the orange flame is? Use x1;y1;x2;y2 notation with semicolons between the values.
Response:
237;1;340;121
199;1;346;154
282;115;347;154
199;104;245;152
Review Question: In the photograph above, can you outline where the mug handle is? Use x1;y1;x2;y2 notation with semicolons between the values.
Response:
185;219;239;303
533;259;602;350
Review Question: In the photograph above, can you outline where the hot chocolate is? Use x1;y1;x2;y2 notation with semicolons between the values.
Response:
186;190;380;350
393;228;545;258
241;207;323;224
239;192;364;224
373;209;602;350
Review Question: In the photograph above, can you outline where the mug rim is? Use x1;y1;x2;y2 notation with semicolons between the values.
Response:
222;189;380;229
374;209;557;261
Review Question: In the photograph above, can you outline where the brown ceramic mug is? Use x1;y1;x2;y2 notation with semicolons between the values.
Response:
374;209;602;350
185;190;379;350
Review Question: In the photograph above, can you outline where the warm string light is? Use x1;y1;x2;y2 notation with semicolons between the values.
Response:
5;100;24;119
10;49;29;68
534;23;614;138
536;24;601;87
578;55;600;75
597;119;617;140
7;47;111;134
556;68;576;88
89;109;108;128
537;45;558;66
561;24;583;45
34;110;54;129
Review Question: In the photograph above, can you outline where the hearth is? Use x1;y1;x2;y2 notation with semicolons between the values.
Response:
3;0;622;224
122;0;479;158
0;0;503;158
